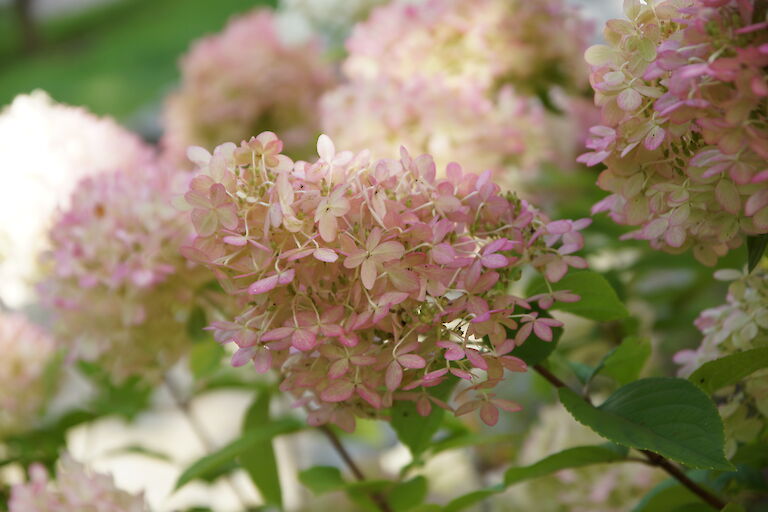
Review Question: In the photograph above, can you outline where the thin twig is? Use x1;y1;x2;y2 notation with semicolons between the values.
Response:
163;375;252;510
318;425;393;512
532;365;726;510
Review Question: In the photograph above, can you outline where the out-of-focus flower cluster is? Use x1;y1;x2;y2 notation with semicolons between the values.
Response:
500;405;661;512
9;454;147;512
182;131;590;431
342;0;591;95
0;91;151;309
162;9;335;166
41;161;207;381
322;81;551;175
675;262;768;454
0;313;58;437
321;0;594;182
581;0;768;265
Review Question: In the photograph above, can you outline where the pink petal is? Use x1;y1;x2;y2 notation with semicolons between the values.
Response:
357;385;382;409
313;248;338;262
481;253;508;269
328;358;349;379
320;380;354;403
437;340;465;360
398;354;427;369
490;398;522;413
292;329;317;351
248;275;279;295
480;403;499;426
361;259;377;290
261;327;293;341
385;361;403;391
465;348;488;370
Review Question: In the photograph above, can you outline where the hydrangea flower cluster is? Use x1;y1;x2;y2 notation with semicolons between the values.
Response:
675;262;768;454
0;313;58;437
321;80;551;178
9;454;147;512
41;162;208;381
580;0;768;265
343;0;592;95
503;405;661;512
321;0;594;184
162;9;335;166
183;131;590;431
0;91;151;309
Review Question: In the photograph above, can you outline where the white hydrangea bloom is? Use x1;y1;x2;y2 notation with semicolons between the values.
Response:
0;91;151;309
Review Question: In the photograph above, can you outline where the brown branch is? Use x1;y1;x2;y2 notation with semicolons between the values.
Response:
318;425;393;512
532;365;727;510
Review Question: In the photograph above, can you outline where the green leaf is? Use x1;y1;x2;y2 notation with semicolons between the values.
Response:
391;377;457;458
504;443;629;485
175;419;302;490
444;444;629;511
689;348;768;395
632;473;718;512
240;391;282;507
590;337;651;385
298;466;346;495
506;308;563;366
559;378;733;470
186;305;209;342
528;270;629;321
746;234;767;273
720;504;746;512
189;341;225;379
389;476;428;511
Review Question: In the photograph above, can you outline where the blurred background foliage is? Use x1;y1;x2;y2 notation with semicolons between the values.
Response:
0;0;276;129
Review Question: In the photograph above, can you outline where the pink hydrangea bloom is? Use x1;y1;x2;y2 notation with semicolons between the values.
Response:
0;91;152;308
581;0;768;265
321;0;595;187
41;161;209;381
10;454;147;512
0;313;58;436
321;80;552;178
162;9;335;165
182;131;590;431
343;0;591;94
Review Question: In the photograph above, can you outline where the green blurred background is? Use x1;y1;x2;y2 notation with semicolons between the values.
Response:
0;0;274;131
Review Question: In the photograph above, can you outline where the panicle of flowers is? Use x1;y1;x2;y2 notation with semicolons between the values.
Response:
502;404;661;511
675;261;768;454
182;131;590;431
0;91;152;309
320;0;595;186
9;454;147;512
321;79;551;180
41;161;209;381
343;0;592;95
0;312;58;437
162;9;335;166
580;0;768;265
